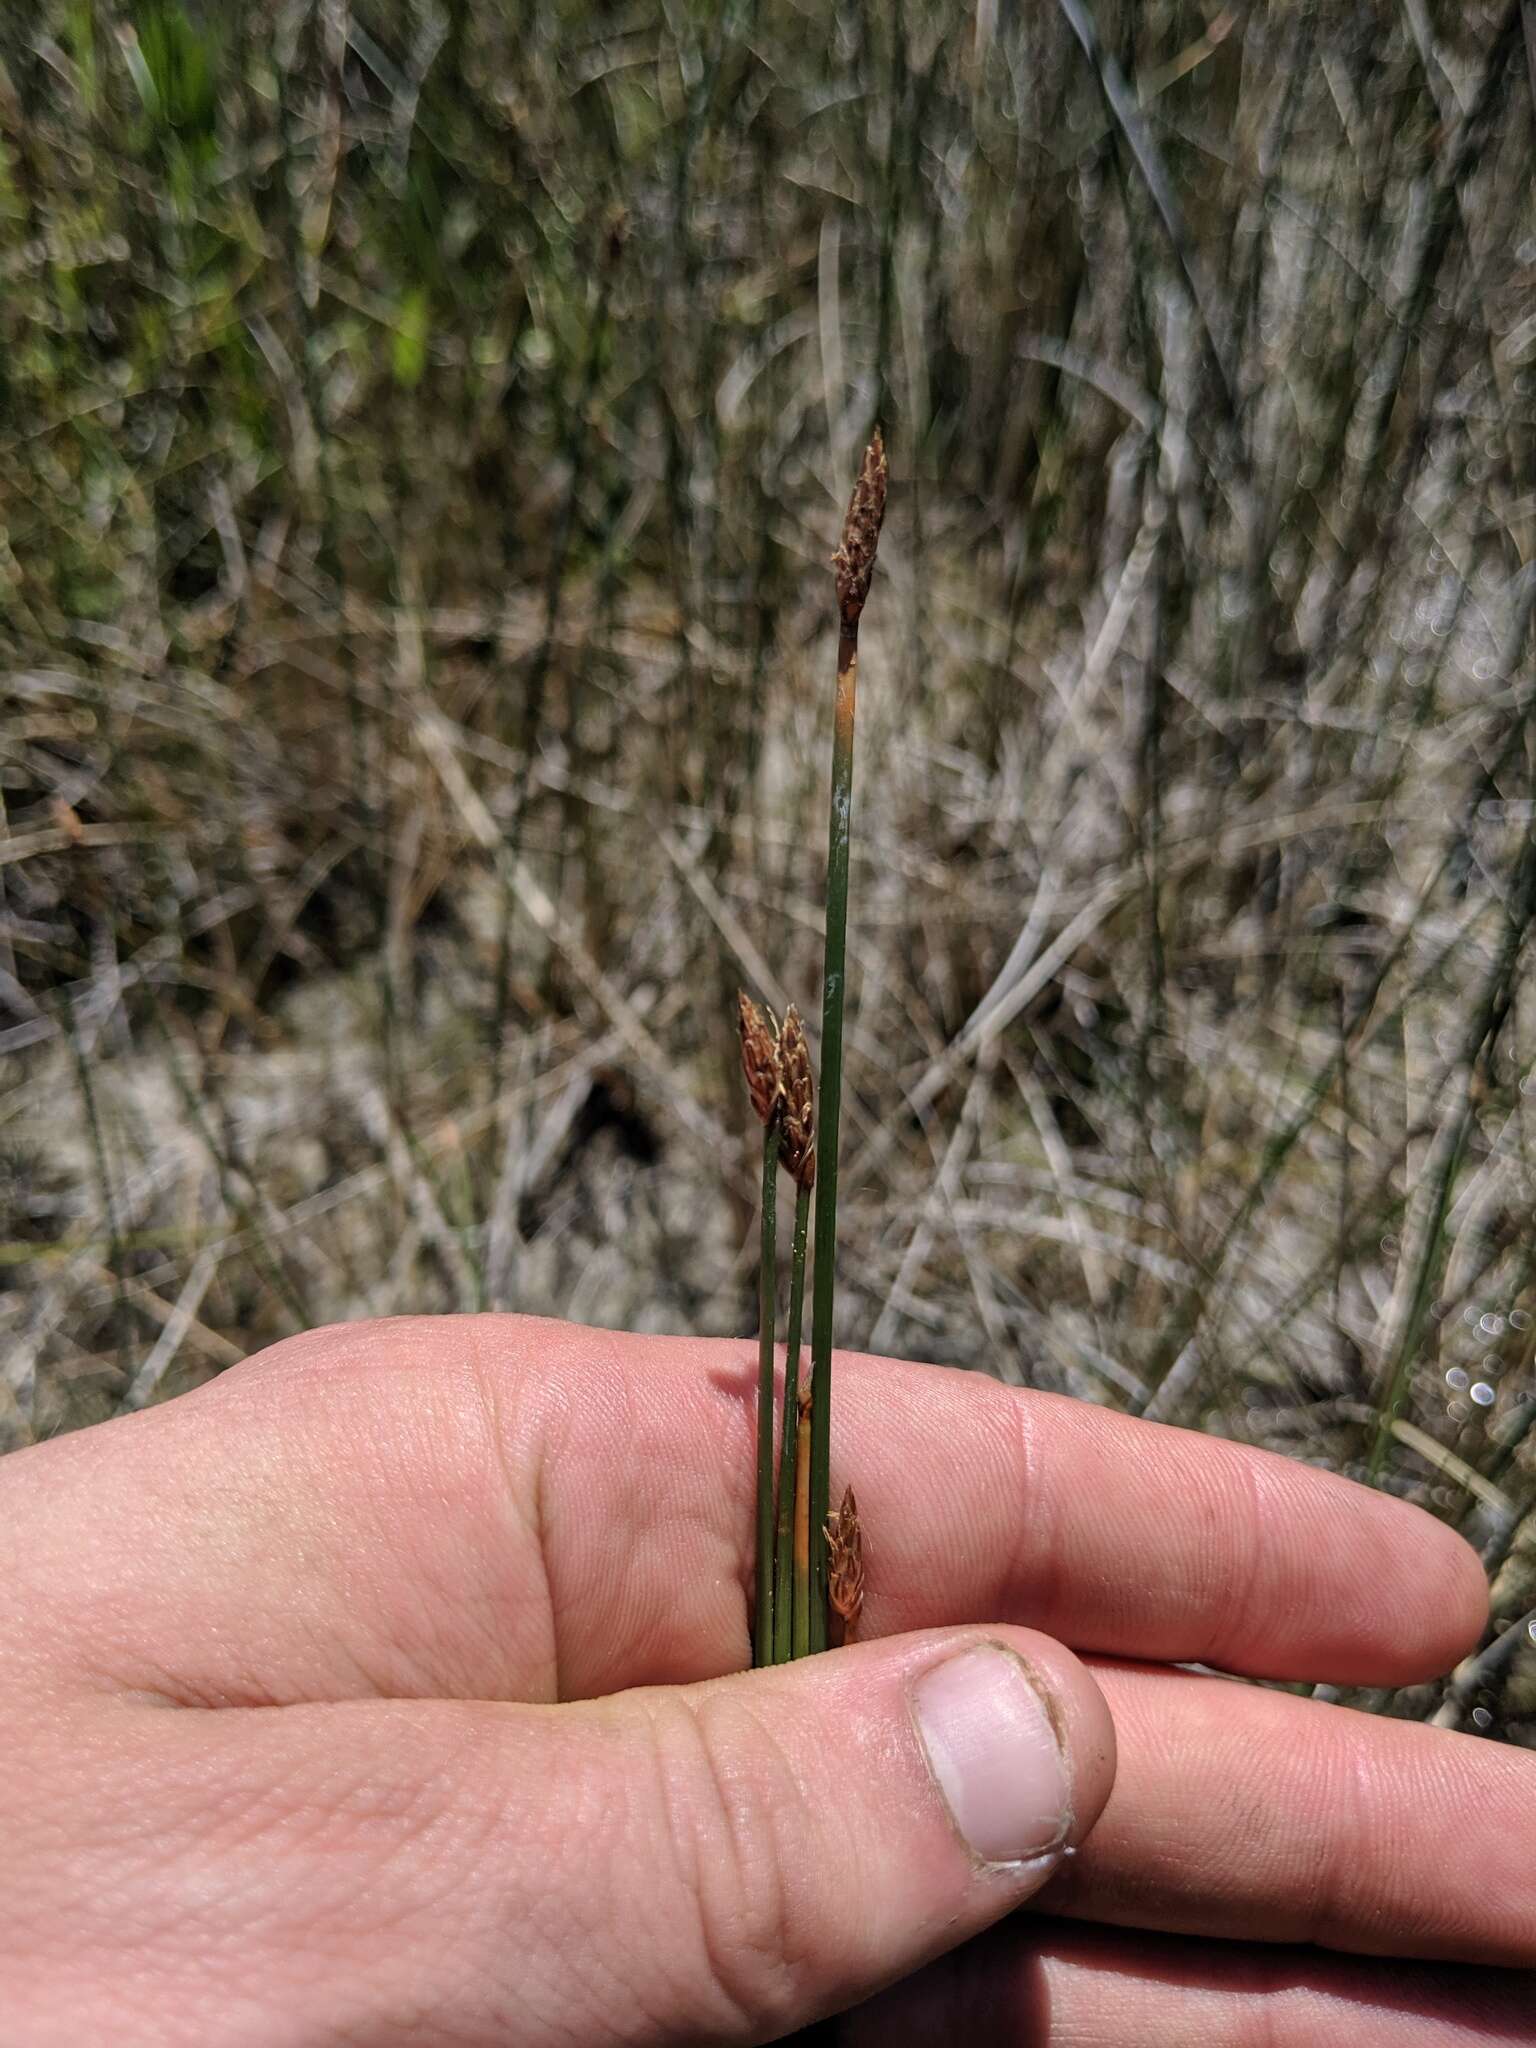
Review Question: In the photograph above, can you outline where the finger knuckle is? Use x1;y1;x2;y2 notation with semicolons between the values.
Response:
644;1690;822;2036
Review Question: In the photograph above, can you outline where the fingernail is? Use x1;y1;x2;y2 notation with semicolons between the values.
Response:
911;1644;1071;1867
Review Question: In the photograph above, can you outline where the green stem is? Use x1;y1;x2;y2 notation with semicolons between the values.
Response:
753;1120;780;1667
792;1389;813;1660
808;620;859;1652
772;1182;811;1663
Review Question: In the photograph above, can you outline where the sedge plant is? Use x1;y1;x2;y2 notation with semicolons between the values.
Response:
740;429;886;1666
806;427;887;1649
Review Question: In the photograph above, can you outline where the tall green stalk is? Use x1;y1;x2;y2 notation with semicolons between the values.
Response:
792;1389;813;1659
737;990;784;1668
807;430;888;1653
772;1181;811;1663
754;1118;780;1667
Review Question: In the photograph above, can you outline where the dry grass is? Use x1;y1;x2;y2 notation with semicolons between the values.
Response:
3;0;1536;1737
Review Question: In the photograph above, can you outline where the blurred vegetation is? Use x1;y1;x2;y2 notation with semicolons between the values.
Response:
3;0;1536;1737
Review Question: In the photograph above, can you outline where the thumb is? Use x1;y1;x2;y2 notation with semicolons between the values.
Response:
25;1627;1114;2044
506;1624;1114;2043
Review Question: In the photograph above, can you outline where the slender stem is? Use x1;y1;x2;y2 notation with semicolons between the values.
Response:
772;1182;811;1663
792;1388;813;1660
753;1120;780;1667
807;620;858;1651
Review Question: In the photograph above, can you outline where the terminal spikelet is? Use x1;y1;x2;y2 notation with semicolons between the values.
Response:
778;1004;816;1191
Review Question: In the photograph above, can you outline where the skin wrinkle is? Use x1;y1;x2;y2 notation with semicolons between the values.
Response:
704;1339;770;1621
1223;1973;1284;2048
463;1314;560;1702
594;1367;662;1680
706;1340;767;1610
525;1325;595;1701
1178;1685;1291;1925
995;1382;1064;1644
516;1711;645;2048
369;1712;530;1914
569;1712;688;2048
259;1774;532;2048
617;1695;762;2046
40;1695;692;2031
1257;1463;1370;1685
1311;1706;1450;1957
543;1329;661;1697
1373;1735;1489;1957
388;1348;548;1701
1249;1962;1294;2048
1300;1727;1372;1956
987;1389;1215;1663
635;1695;737;2042
670;1350;761;1671
656;1688;808;2040
864;1363;1041;1643
1195;1446;1266;1674
1243;1948;1469;2048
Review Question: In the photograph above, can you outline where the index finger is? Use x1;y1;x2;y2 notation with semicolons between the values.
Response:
5;1317;1487;1709
797;1340;1486;1687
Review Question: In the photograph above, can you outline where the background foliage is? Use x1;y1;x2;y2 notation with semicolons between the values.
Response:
4;0;1536;1739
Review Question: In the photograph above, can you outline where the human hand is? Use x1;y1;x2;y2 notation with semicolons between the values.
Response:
2;1315;1529;2044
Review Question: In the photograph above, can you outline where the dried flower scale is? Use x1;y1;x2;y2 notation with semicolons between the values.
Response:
736;992;782;1130
831;427;889;626
825;1486;864;1640
778;1005;816;1192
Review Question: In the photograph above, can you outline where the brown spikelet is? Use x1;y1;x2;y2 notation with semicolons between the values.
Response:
825;1485;864;1639
831;426;888;625
736;990;782;1128
778;1004;816;1190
